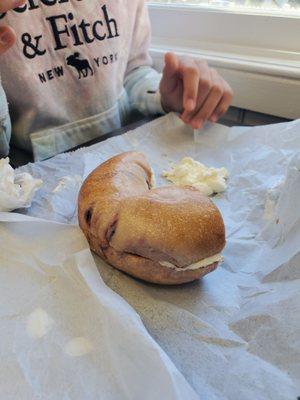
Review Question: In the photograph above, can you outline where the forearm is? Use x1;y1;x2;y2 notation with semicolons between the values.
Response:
0;82;11;158
125;66;165;117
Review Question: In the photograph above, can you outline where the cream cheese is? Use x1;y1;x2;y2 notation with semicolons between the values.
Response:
26;308;54;339
150;168;156;188
163;157;228;196
159;254;223;272
0;158;43;212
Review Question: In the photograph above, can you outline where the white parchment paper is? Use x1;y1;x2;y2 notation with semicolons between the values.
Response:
3;113;300;399
0;212;198;400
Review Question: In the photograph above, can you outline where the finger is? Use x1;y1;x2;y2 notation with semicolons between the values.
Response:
178;58;200;112
160;52;180;95
190;69;224;129
209;80;233;122
0;0;25;13
0;26;16;55
181;59;211;122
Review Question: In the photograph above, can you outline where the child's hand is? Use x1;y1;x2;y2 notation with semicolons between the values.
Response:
160;53;233;129
0;1;25;55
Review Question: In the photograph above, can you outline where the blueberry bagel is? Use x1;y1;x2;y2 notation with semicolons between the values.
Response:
78;152;225;285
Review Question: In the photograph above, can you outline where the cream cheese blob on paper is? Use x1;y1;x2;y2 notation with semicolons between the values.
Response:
26;308;54;339
64;337;94;357
163;157;228;196
0;158;43;212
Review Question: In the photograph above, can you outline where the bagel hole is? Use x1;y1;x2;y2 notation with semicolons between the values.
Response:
85;208;93;226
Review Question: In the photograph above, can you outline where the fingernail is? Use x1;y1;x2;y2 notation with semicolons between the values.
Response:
210;115;217;123
0;32;11;46
186;99;195;112
13;0;26;8
193;120;203;130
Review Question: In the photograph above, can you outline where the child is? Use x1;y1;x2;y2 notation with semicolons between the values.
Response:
0;0;233;161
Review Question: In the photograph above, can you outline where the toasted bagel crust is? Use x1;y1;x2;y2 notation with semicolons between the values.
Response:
78;152;225;284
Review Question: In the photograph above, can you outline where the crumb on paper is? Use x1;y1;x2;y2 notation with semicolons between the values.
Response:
263;179;284;221
162;157;228;196
52;175;82;193
26;308;54;339
263;198;276;221
64;337;93;357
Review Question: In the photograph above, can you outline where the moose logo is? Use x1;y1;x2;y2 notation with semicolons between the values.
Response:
66;52;94;79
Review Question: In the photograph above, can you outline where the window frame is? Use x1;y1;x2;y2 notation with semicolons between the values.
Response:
148;3;300;119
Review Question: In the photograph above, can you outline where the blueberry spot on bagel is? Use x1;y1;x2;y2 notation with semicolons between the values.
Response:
100;244;109;255
106;218;118;243
85;208;93;226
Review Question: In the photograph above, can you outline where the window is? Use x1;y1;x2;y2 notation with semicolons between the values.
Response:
147;1;300;119
148;0;300;12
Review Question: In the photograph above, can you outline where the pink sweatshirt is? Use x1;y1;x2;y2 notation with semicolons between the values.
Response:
0;0;163;160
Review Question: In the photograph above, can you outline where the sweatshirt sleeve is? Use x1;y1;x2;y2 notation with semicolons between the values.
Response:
0;81;11;158
124;0;165;116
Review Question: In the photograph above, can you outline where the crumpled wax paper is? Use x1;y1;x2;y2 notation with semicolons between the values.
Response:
0;212;199;400
0;158;43;212
12;113;300;399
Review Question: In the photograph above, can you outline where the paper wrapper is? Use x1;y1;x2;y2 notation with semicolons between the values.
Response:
3;113;300;399
0;212;198;400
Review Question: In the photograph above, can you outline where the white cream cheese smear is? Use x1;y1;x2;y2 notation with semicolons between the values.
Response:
64;337;94;357
163;157;228;196
26;308;54;339
0;158;43;212
150;168;156;188
159;254;223;272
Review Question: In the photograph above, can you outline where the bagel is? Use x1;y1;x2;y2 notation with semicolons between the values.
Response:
78;152;225;285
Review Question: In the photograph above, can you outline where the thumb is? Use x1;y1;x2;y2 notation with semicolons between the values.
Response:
0;26;16;55
160;52;180;94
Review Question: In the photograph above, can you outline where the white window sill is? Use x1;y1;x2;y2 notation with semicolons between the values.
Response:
148;4;300;119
